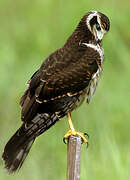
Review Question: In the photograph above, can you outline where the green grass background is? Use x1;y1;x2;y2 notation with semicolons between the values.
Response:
0;0;130;179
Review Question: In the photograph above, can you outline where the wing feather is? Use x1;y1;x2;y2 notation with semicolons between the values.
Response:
30;47;99;102
20;46;100;120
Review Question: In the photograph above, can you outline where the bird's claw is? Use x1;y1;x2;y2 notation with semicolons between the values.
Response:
63;137;68;144
63;129;89;146
84;132;89;139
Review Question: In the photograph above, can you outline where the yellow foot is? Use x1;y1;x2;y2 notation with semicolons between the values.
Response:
63;129;89;144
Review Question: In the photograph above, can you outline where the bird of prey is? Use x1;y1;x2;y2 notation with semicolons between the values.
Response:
2;11;110;173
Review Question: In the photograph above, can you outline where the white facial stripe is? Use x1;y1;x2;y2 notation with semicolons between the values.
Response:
97;15;101;26
82;43;104;63
86;11;104;35
86;11;98;32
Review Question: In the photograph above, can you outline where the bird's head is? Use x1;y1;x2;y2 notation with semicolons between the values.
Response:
86;11;110;44
66;11;110;48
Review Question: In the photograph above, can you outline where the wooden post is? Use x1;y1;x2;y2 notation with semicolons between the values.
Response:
67;135;82;180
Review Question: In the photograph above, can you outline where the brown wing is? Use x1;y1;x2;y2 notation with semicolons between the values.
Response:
31;46;100;101
20;45;100;121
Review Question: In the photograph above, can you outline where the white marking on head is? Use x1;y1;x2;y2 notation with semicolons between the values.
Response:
86;11;100;32
86;11;108;42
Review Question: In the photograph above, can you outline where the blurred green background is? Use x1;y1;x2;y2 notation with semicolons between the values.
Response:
0;0;130;179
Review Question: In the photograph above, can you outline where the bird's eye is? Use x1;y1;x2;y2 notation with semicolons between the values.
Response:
96;23;101;31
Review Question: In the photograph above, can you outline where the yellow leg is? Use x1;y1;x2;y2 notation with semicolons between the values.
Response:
64;112;88;144
67;112;75;131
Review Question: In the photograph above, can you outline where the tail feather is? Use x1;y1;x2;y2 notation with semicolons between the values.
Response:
2;124;35;174
2;113;59;174
3;139;35;174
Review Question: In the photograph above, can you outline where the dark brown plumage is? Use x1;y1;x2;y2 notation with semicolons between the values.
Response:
2;11;110;173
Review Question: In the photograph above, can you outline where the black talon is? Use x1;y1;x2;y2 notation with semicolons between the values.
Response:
84;132;89;138
81;139;89;147
63;137;68;144
86;142;89;148
81;139;84;144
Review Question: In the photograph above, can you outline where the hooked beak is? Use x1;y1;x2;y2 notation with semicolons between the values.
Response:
95;30;104;43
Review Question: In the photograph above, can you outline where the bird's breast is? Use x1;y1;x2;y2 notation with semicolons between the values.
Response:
70;43;104;111
86;67;102;103
72;65;103;110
